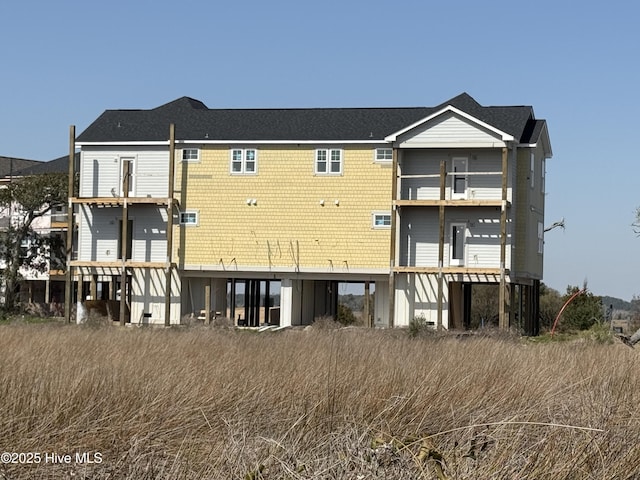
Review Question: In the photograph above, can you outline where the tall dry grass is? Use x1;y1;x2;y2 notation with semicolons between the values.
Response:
0;323;639;479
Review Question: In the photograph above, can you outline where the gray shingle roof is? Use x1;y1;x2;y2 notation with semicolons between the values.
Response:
9;153;75;176
76;93;545;144
0;156;42;178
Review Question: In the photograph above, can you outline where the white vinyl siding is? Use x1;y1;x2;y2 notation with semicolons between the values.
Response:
131;207;168;262
399;209;439;267
79;147;169;198
399;209;505;268
399;150;505;201
77;205;167;263
398;111;505;148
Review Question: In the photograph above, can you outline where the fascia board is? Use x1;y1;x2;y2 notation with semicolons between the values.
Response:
384;105;515;142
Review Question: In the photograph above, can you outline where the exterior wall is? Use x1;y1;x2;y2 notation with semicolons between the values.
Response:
79;146;169;198
399;207;508;268
130;267;180;325
399;149;510;202
513;146;545;279
394;273;449;328
77;205;167;262
175;145;392;273
373;280;389;327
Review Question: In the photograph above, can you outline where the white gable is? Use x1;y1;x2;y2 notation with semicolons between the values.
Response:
397;111;506;148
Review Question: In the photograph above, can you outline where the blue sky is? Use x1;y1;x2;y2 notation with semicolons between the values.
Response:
1;0;639;300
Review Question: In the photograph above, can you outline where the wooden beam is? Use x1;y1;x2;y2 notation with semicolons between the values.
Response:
388;148;399;328
165;123;176;327
70;260;168;268
70;197;170;205
394;199;507;208
119;160;130;327
437;159;446;331
393;266;504;275
364;281;370;327
204;280;211;325
499;147;509;329
64;125;75;323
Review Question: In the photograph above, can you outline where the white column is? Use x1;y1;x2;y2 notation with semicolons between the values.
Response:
280;278;302;327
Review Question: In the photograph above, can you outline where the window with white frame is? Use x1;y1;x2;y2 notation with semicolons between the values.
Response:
230;148;257;174
182;148;200;162
372;212;392;228
375;148;393;163
541;158;546;193
315;148;342;174
530;152;535;188
180;211;199;226
538;221;544;254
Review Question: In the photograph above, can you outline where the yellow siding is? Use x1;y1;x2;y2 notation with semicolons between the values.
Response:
174;145;392;270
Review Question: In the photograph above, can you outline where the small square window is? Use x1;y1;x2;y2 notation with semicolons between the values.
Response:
180;211;198;226
375;148;393;162
372;212;392;228
182;148;200;162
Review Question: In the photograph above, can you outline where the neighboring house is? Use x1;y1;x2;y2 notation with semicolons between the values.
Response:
71;93;551;332
0;155;72;307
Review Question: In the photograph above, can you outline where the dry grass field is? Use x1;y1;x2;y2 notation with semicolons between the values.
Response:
0;322;639;479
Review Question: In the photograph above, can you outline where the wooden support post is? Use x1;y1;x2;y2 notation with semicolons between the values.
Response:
364;281;371;327
204;280;211;325
499;147;509;329
110;277;117;300
165;124;176;326
388;148;399;328
90;275;97;300
119;161;130;327
64;126;75;323
437;159;446;331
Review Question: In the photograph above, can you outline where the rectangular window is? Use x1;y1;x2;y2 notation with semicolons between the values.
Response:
316;149;342;174
182;148;200;162
372;212;392;228
180;211;199;226
375;148;393;163
541;158;546;194
538;221;544;254
230;149;257;174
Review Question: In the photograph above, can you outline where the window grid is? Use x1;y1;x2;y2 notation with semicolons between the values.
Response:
182;148;199;162
372;212;392;228
231;149;257;174
375;148;393;162
316;149;342;174
180;211;198;226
